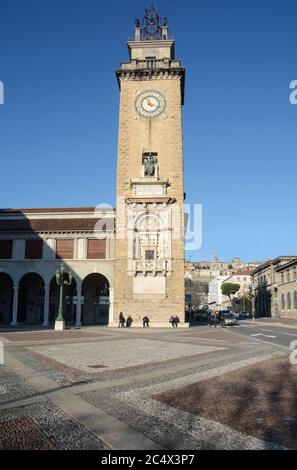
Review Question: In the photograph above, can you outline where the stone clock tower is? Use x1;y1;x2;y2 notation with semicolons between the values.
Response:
114;2;186;326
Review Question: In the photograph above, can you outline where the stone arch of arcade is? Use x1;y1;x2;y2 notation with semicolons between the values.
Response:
0;272;14;324
81;273;111;325
0;267;114;327
18;272;45;324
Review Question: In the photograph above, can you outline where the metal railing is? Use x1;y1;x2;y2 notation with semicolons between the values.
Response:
121;59;181;71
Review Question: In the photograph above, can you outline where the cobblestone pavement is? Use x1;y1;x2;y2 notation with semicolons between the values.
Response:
0;325;295;450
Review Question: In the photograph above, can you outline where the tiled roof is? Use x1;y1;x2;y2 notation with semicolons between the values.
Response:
0;207;114;214
275;257;297;271
0;218;113;233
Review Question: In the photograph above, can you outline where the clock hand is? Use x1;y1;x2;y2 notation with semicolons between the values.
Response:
147;98;155;108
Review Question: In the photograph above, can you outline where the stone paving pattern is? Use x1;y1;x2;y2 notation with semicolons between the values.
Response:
0;416;55;450
28;338;225;373
0;363;107;450
0;366;37;405
0;326;296;450
1;330;110;343
154;355;297;449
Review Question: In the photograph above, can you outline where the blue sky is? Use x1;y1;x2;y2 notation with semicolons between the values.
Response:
0;0;296;262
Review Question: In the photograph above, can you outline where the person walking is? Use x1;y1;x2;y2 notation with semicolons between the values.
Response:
118;312;126;328
174;315;180;328
118;312;124;328
126;315;133;328
169;315;175;327
208;310;213;327
218;311;224;327
214;311;218;328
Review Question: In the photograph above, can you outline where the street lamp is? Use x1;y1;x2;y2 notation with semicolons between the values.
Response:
55;263;73;331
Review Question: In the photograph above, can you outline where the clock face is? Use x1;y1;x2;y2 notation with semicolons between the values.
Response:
135;91;166;118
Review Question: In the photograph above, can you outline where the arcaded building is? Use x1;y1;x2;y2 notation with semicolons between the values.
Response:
0;4;186;327
0;208;115;326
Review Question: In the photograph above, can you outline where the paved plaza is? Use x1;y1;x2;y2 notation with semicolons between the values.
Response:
0;324;296;450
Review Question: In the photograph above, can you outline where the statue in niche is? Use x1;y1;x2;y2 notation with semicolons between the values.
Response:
143;154;156;177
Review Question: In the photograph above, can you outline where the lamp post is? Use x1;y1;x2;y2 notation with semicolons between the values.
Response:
55;264;73;331
250;290;255;321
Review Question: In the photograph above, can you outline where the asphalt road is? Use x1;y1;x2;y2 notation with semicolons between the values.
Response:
228;319;297;350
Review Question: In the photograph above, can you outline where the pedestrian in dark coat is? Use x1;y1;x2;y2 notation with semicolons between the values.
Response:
214;311;218;328
169;316;175;327
208;311;213;327
174;315;180;328
118;312;126;328
143;316;150;328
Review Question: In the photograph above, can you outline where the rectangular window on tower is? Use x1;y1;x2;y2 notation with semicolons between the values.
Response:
87;239;106;259
25;240;43;260
146;57;156;68
145;250;155;261
0;240;13;259
56;239;74;260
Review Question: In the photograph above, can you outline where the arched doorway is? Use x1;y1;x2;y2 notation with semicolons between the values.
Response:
0;273;13;324
18;273;45;324
82;274;110;325
49;276;77;325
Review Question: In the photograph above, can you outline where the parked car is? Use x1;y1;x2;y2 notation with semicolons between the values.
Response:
218;310;232;321
239;311;252;319
193;310;209;321
220;311;238;326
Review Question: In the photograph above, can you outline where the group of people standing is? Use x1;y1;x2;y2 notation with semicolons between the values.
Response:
118;313;181;328
118;312;150;328
118;312;133;328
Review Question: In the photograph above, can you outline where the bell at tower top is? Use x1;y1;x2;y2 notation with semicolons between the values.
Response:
134;1;169;42
128;1;175;61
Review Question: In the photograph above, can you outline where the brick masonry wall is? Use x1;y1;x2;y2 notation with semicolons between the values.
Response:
114;77;185;323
